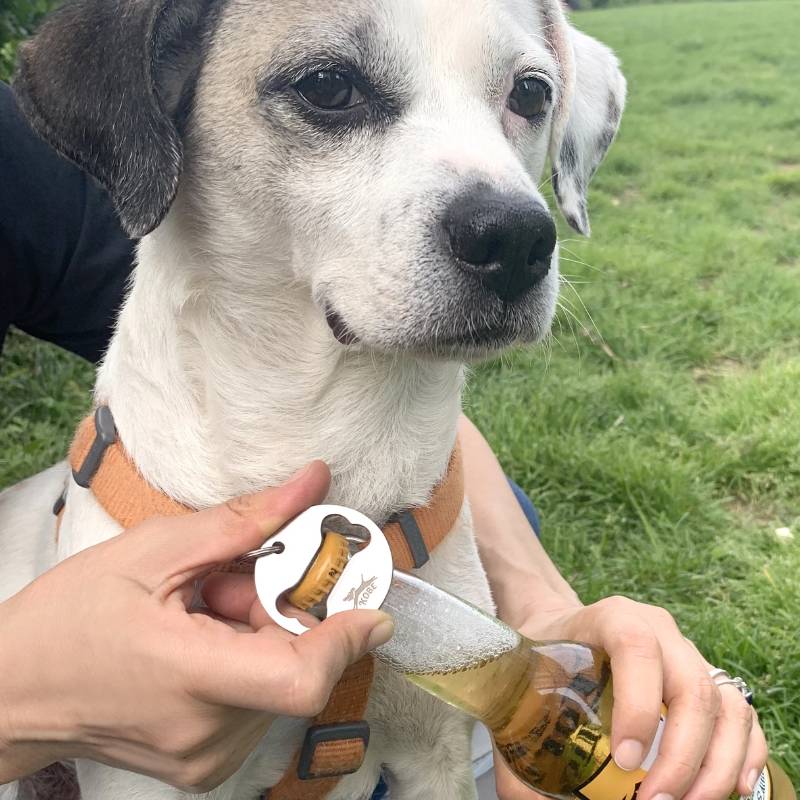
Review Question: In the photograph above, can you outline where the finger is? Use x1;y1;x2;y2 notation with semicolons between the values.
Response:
200;568;318;631
124;461;331;591
570;600;664;771
190;609;394;716
202;573;257;623
189;606;253;633
638;654;721;800
682;686;753;800
603;613;664;771
738;715;768;797
182;714;274;792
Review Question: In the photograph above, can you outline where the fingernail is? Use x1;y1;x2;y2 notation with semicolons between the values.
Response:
367;614;395;650
284;463;314;485
651;793;673;800
747;769;761;794
614;739;644;771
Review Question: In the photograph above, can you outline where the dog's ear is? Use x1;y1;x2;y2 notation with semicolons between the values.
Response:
13;0;216;238
543;11;626;236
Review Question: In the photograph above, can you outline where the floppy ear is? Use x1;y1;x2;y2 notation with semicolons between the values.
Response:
547;21;627;236
13;0;217;238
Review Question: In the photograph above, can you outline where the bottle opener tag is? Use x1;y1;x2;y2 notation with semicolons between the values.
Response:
250;504;393;635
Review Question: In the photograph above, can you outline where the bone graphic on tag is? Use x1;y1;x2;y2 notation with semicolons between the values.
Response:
321;514;371;544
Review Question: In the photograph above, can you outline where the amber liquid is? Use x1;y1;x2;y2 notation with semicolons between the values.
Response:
408;638;615;798
406;636;793;800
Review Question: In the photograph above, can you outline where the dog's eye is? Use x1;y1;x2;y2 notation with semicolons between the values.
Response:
295;70;364;111
507;77;550;119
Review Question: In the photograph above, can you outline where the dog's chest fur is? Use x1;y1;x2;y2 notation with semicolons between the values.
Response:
86;211;467;522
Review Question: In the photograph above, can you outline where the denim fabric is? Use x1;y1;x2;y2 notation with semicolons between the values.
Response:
372;776;390;799
507;478;541;537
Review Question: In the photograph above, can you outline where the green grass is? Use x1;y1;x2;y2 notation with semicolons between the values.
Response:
467;0;800;781
0;0;60;82
1;0;798;786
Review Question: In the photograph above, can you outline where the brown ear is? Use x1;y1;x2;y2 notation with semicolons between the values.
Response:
13;0;218;238
538;1;627;236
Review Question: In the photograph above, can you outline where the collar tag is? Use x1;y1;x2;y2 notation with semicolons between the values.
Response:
253;505;393;635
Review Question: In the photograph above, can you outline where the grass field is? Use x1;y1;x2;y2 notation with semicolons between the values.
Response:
1;0;798;786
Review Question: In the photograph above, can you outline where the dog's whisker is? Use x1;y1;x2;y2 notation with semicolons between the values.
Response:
558;251;604;275
554;300;586;355
559;277;608;350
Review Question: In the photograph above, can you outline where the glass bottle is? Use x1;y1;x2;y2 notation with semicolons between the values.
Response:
371;571;793;800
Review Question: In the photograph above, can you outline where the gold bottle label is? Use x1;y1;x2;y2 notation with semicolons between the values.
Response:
749;764;772;800
574;718;774;800
574;755;648;800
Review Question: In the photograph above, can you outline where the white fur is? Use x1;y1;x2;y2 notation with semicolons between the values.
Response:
0;0;625;797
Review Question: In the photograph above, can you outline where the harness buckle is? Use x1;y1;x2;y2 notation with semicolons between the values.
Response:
388;509;430;568
72;406;117;488
297;721;371;780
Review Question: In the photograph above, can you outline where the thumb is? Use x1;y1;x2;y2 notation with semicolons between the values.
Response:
289;608;396;686
193;610;395;716
124;460;331;591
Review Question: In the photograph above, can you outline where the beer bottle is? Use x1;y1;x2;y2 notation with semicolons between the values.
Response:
287;533;795;800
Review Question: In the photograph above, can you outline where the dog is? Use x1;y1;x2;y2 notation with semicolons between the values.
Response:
0;0;625;797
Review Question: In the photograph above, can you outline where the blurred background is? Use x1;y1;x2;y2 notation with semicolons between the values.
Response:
1;0;798;786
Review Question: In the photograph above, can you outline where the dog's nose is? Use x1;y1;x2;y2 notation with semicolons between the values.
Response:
444;189;557;302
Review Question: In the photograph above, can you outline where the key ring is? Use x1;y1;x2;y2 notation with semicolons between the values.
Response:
231;542;286;567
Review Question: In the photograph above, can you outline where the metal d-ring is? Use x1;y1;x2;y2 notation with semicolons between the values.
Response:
232;542;285;567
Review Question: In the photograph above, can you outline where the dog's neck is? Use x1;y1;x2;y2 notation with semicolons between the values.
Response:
94;210;464;519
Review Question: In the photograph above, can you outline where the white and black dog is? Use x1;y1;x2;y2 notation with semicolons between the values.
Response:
0;0;625;797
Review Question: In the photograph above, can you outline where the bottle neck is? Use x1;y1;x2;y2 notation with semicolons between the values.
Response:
374;570;521;676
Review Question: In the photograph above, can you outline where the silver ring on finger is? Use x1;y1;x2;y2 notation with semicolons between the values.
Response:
709;667;754;705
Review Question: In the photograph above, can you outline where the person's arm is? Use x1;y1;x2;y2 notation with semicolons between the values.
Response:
0;462;392;790
460;415;767;800
458;414;581;624
0;80;132;363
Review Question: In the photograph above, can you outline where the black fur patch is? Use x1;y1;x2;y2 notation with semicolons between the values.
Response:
607;92;622;126
551;167;562;202
14;0;222;238
553;90;622;235
559;133;580;175
595;94;622;161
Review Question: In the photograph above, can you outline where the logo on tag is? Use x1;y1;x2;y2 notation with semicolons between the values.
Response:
344;575;379;608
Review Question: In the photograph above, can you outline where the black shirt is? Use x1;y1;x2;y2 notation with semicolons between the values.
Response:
0;80;133;364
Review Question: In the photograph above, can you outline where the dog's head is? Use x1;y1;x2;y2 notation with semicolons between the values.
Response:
15;0;625;359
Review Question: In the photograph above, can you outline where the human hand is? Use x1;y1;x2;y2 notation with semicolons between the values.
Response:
0;461;394;792
493;597;767;800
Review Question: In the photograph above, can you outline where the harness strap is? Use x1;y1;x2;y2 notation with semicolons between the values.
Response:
264;656;375;799
69;409;190;529
63;407;464;799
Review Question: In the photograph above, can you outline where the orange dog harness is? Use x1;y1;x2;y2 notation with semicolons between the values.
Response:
59;407;464;799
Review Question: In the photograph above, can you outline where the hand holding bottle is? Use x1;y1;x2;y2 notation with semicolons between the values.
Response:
494;597;768;800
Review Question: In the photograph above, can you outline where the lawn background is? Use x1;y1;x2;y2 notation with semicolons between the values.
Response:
1;0;798;787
